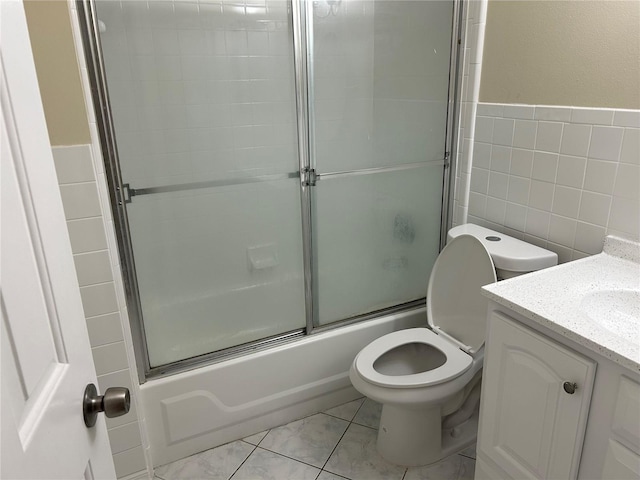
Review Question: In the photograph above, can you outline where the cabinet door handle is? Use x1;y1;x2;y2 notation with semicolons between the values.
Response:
563;381;578;394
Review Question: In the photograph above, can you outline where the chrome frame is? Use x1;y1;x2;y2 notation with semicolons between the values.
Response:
147;329;306;379
291;0;315;335
302;0;321;328
440;0;465;249
77;0;464;382
76;0;149;383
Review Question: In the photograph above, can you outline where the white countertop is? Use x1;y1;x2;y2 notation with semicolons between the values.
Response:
482;236;640;372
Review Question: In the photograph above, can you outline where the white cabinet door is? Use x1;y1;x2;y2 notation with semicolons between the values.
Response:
0;1;116;478
477;312;596;480
601;440;640;479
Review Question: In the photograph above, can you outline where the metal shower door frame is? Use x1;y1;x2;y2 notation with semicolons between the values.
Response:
76;0;464;382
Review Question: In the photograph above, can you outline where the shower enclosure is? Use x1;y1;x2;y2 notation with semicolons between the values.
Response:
78;0;461;381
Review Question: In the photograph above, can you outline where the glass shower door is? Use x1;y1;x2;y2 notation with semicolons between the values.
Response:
309;0;454;325
94;0;306;367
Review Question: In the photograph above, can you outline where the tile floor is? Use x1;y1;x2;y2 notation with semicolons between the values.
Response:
154;398;476;480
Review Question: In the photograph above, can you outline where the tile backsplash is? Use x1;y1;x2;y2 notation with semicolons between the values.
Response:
468;103;639;263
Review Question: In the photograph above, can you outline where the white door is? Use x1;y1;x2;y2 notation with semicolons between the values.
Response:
476;312;596;480
0;1;117;478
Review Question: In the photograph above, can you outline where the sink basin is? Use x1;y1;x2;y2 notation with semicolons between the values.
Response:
579;290;640;339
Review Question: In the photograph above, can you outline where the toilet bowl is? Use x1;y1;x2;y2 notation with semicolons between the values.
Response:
349;224;558;466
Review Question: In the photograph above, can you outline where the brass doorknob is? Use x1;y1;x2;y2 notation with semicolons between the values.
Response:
83;383;130;427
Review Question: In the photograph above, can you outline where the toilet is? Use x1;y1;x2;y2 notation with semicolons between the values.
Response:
349;224;558;466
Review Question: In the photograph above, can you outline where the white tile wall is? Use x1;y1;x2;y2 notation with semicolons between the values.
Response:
112;447;147;479
467;103;640;262
452;0;488;226
52;145;149;479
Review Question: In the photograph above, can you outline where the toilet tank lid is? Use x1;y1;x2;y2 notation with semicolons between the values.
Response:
448;224;558;272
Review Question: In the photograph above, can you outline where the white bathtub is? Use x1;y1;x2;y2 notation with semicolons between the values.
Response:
140;307;425;467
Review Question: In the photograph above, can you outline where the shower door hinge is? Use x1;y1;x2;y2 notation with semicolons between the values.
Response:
121;183;135;204
301;167;317;187
444;152;451;168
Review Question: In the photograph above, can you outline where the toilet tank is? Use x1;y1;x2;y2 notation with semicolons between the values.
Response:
448;224;558;280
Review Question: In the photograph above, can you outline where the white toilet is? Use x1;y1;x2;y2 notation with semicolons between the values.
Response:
349;224;558;466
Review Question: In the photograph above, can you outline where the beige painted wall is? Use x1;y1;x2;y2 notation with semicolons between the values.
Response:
24;0;90;146
480;0;640;109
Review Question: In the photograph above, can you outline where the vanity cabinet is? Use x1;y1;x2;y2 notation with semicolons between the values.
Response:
475;312;596;480
476;309;640;480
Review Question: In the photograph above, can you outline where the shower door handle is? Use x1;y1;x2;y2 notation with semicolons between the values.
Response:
83;383;131;427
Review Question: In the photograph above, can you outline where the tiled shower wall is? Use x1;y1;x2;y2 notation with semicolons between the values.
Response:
467;104;640;263
94;0;299;187
313;0;374;171
52;146;148;479
452;0;487;227
372;0;451;167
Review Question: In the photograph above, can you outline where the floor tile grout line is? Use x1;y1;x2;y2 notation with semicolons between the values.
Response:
351;397;368;422
319;397;370;477
347;398;410;480
322;398;365;423
236;407;365;476
227;442;260;480
319;470;351;480
319;422;351;473
251;444;325;472
322;411;359;423
238;402;372;476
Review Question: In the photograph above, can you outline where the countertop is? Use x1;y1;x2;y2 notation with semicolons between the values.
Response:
482;235;640;372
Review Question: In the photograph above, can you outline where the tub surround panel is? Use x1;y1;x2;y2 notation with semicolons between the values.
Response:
160;374;351;445
141;309;424;467
467;103;640;262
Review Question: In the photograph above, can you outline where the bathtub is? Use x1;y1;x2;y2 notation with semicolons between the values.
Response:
140;307;425;467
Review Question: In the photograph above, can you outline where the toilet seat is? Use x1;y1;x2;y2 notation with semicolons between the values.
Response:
427;234;496;353
354;328;472;388
354;234;496;390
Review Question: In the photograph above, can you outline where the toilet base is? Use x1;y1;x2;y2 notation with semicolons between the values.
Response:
376;404;479;467
377;404;442;466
